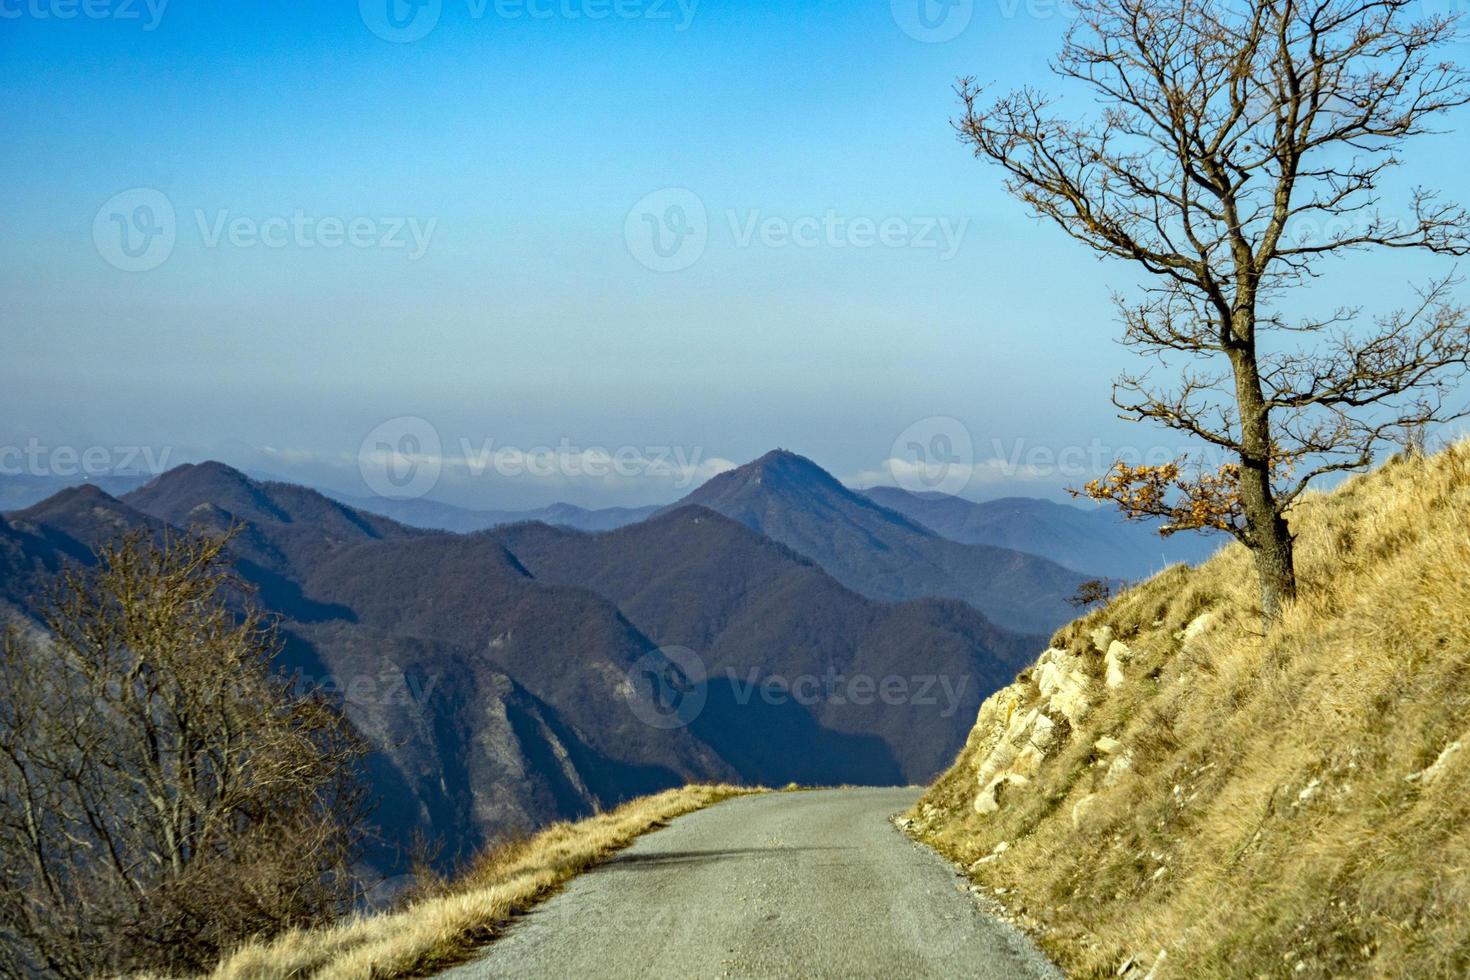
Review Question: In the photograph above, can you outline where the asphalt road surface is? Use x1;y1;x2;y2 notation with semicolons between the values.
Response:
439;787;1062;979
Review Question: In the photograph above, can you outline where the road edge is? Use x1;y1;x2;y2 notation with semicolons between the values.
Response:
892;811;1067;979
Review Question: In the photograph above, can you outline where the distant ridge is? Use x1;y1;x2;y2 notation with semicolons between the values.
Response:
329;491;661;535
862;486;1223;579
0;466;664;537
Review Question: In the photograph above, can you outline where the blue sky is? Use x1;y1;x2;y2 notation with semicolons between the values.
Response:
3;0;1468;508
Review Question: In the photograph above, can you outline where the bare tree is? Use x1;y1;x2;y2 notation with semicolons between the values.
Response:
957;0;1470;621
0;529;367;978
1068;578;1116;609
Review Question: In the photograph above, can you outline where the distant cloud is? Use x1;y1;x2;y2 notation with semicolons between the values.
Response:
848;456;1052;495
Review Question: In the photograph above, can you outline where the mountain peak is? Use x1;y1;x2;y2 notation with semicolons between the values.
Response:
191;459;248;477
725;449;844;491
16;482;122;518
144;460;251;488
125;460;294;527
666;448;952;549
56;483;117;503
676;449;908;521
128;460;264;508
749;447;815;468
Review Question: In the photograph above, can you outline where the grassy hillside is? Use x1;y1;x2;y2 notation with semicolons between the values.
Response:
907;441;1470;979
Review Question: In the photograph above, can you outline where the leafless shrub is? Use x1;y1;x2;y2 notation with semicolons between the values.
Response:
0;528;367;978
1069;579;1115;609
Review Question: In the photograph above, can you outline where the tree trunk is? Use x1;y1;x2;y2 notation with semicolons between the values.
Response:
1229;315;1299;624
1249;508;1297;622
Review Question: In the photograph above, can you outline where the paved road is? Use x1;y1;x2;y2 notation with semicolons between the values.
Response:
439;787;1061;979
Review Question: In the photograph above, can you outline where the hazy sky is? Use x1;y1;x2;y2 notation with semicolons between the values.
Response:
4;0;1468;508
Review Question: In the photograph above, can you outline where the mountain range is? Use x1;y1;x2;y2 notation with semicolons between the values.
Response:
1;462;1216;586
0;474;709;869
0;456;1045;873
0;473;661;536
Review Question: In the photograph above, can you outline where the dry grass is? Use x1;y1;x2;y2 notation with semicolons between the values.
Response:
209;784;760;979
910;440;1470;979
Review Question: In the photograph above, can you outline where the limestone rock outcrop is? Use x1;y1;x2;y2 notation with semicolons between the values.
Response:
961;614;1221;818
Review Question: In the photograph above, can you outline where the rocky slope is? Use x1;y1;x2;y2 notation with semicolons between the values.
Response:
907;442;1470;979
